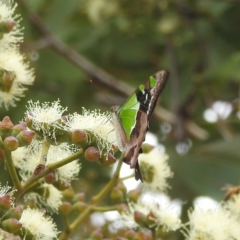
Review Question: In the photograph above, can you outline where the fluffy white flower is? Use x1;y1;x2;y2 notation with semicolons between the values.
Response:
0;0;23;50
65;108;116;155
138;148;173;192
224;193;240;220
24;184;62;213
184;206;240;240
11;146;28;169
19;207;58;240
0;50;34;108
0;183;12;197
121;199;181;231
25;100;67;138
13;141;80;184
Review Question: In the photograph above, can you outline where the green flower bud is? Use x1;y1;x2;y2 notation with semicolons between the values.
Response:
53;131;72;145
90;229;104;240
0;70;15;92
25;116;33;128
141;143;154;153
116;181;127;197
71;129;87;144
53;180;70;191
3;136;19;151
110;187;124;203
1;218;22;234
73;201;87;213
59;201;72;215
15;130;35;147
85;146;100;162
127;189;141;203
62;188;75;199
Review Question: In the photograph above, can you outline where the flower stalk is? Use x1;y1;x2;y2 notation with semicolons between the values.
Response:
59;156;123;240
14;148;84;203
3;150;21;190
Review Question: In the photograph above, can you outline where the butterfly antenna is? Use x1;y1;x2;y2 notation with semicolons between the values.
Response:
89;79;116;105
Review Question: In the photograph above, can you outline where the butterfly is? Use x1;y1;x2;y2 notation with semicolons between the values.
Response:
111;70;169;181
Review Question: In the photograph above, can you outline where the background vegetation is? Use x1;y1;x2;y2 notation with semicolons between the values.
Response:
1;0;240;238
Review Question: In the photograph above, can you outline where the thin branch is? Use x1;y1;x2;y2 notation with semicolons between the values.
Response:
59;158;123;240
14;149;84;202
3;151;21;190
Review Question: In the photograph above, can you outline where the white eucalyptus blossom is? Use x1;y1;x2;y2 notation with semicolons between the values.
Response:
138;148;173;192
223;193;240;220
121;199;181;231
184;206;240;240
12;141;80;184
24;184;62;214
0;0;23;50
11;146;28;169
19;207;58;240
25;100;67;139
65;108;117;155
0;50;34;108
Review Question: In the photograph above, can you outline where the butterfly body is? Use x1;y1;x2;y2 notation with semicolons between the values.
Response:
111;70;169;181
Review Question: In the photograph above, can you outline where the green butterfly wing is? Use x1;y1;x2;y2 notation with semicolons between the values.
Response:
117;92;140;141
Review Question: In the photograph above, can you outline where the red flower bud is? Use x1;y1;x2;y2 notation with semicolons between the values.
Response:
99;152;116;167
16;130;35;146
44;172;56;184
0;116;14;130
134;211;148;228
11;122;27;136
85;146;100;162
71;129;87;143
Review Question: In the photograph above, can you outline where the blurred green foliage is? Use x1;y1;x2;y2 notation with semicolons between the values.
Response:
1;0;240;235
